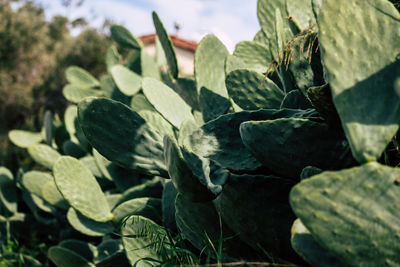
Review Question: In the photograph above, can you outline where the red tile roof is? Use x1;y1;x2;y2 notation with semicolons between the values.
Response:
139;34;197;52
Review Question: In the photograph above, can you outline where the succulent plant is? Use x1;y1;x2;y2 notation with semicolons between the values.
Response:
4;1;400;266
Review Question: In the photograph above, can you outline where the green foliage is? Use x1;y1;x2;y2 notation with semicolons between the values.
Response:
4;0;400;266
152;12;178;79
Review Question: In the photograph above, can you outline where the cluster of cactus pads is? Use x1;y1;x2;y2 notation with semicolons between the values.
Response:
3;0;400;265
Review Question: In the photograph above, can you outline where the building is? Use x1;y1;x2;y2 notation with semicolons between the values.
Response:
139;34;197;76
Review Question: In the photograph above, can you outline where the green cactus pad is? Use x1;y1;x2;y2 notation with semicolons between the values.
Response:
317;0;400;163
121;215;166;266
253;29;268;44
280;89;313;110
286;0;316;29
53;156;112;222
66;208;114;237
106;45;121;72
162;181;178;230
117;178;163;205
77;97;167;176
152;12;178;79
226;69;284;110
214;174;299;261
21;171;53;197
30;193;55;213
92;149;113;181
175;193;257;261
112;197;162;224
178;119;199;146
307;84;341;127
64;105;78;138
42;182;69;210
164;135;227;202
105;194;122;210
62;140;86;158
232;41;273;73
195;34;230;121
141;50;161;80
43;110;54;146
79;156;103;178
290;162;400;266
130;93;156;113
28;144;61;169
224;55;247;75
175;193;224;253
142;77;194;128
183;109;305;172
0;167;17;213
291;219;343;267
65;66;100;88
63;84;103;104
240;118;355;178
139;110;174;136
110;25;141;50
172;77;200;111
300;166;323;180
59;239;95;262
8;130;43;148
48;246;95;267
95;240;123;262
257;0;288;37
110;64;141;96
100;75;130;105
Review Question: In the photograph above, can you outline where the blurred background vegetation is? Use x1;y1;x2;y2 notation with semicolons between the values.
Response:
0;0;116;173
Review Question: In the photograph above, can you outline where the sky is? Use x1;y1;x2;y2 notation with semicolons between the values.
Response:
32;0;260;52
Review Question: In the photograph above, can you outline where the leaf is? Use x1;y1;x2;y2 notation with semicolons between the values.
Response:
195;34;231;121
63;84;103;104
42;182;69;209
65;66;100;88
112;197;162;225
142;77;194;128
139;110;174;136
110;64;142;96
152;12;178;79
130;93;156;113
224;55;247;75
53;156;112;222
226;69;284;110
232;41;273;73
48;246;95;267
164;135;227;202
182;109;311;172
257;0;288;37
78;97;167;176
21;171;53;198
28;144;61;169
290;162;400;266
286;0;316;30
121;216;166;266
59;239;96;262
8;130;42;148
141;50;161;80
291;219;343;267
0;167;17;213
110;25;141;50
214;174;299;261
317;0;400;162
240;118;355;179
106;45;121;72
280;89;313;110
67;208;114;237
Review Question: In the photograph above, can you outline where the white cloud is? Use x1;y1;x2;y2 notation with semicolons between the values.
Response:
33;0;260;52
